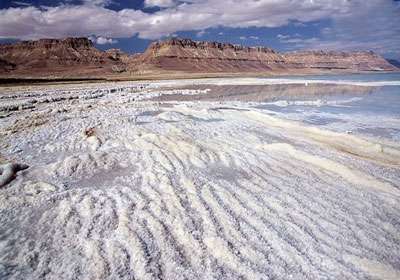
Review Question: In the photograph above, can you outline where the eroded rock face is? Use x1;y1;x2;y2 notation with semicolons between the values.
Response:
0;58;16;73
0;37;398;77
0;38;126;77
283;50;397;71
135;38;397;73
136;38;286;72
147;38;277;54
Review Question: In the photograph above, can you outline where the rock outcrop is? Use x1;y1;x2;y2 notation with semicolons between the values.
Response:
0;58;16;73
283;50;396;71
133;38;397;73
134;38;286;72
0;37;397;78
0;38;126;77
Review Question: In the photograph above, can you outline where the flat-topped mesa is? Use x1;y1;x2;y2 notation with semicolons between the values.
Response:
149;38;276;53
283;50;397;71
139;38;286;72
0;37;93;51
287;50;378;56
0;37;127;76
0;36;398;77
138;38;398;72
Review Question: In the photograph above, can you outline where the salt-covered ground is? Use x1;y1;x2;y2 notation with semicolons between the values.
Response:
0;78;400;280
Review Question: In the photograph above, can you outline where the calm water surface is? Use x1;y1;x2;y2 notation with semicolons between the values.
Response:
257;73;400;140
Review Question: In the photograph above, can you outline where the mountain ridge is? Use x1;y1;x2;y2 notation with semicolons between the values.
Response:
0;37;127;77
0;37;397;78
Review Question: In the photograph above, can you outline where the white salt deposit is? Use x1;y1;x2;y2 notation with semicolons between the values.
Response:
0;78;399;280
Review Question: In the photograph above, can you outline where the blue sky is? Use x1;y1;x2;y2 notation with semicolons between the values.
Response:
0;0;399;59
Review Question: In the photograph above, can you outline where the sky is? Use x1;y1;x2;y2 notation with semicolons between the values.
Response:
0;0;399;59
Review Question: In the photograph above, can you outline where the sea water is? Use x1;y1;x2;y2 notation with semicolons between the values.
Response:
257;73;400;141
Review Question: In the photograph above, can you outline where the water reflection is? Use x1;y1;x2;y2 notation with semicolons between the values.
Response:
154;83;378;102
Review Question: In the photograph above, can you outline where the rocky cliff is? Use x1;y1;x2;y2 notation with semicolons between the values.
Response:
135;38;287;72
0;37;397;78
283;50;396;71
133;38;397;73
0;38;126;77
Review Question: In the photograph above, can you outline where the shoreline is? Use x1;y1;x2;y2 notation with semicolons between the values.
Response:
1;70;399;87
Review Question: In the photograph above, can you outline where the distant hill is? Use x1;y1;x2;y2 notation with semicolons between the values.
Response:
0;37;398;78
0;38;127;77
133;38;398;73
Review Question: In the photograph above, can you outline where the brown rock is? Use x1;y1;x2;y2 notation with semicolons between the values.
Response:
0;37;126;77
0;37;398;78
130;38;397;73
283;50;397;71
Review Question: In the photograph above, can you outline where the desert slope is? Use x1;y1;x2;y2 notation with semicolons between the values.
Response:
132;38;397;73
284;50;396;71
134;38;286;72
0;38;126;77
0;37;398;78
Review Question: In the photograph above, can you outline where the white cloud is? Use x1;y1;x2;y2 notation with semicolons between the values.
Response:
196;30;206;37
0;6;147;39
277;34;290;40
281;1;400;57
0;0;399;57
89;35;117;44
75;0;115;7
11;1;31;6
293;21;306;27
144;0;177;8
277;33;304;43
240;35;259;40
0;0;355;40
